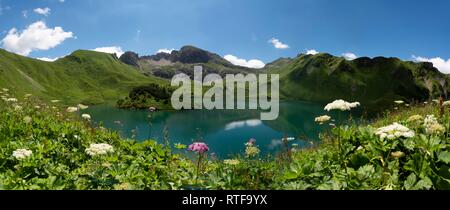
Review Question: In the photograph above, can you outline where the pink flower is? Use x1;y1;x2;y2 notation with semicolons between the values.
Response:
245;138;256;146
188;142;209;154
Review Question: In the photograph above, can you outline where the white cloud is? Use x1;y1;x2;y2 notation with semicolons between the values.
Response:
92;46;125;57
342;52;357;60
224;54;265;69
224;119;262;130
33;7;51;16
306;49;319;55
269;38;289;49
1;21;73;56
156;48;175;54
37;57;60;62
412;55;450;74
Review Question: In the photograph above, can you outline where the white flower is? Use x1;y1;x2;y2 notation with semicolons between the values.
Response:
51;100;60;103
424;115;445;135
81;114;91;120
23;116;32;124
85;143;114;156
78;104;89;110
13;105;23;111
443;101;450;106
34;105;41;109
324;99;360;111
6;98;18;102
432;99;439;103
349;102;360;108
315;115;331;124
12;149;32;160
66;107;78;113
375;123;415;140
2;88;9;92
394;100;404;104
24;94;32;98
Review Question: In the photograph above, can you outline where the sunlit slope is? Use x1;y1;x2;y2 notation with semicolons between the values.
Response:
0;49;167;104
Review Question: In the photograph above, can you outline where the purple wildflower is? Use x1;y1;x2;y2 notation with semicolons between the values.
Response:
188;142;209;154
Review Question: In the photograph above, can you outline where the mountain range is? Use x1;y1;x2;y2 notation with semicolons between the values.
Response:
1;45;448;112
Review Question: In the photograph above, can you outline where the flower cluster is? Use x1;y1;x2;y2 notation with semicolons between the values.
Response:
245;146;260;158
394;100;404;104
407;114;423;123
78;104;89;110
81;114;91;120
375;123;415;140
85;143;114;156
224;159;240;166
324;99;360;111
188;142;209;154
66;107;79;113
315;115;331;124
12;149;33;160
424;115;445;135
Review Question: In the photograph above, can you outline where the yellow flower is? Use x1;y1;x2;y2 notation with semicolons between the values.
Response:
224;159;240;166
391;151;405;158
407;115;423;123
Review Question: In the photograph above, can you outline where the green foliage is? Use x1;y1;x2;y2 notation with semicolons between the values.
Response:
2;90;450;190
0;49;167;106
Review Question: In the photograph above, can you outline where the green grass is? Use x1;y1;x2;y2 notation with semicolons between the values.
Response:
0;49;168;106
264;53;449;112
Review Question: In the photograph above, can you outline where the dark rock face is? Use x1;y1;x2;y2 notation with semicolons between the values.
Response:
119;51;140;67
143;45;225;64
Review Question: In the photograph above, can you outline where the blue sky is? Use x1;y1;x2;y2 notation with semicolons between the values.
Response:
1;0;450;71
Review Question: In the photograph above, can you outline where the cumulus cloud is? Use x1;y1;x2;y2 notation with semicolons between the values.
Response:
92;46;125;57
412;55;450;74
224;54;265;69
37;57;60;62
269;38;289;49
342;52;358;60
33;7;51;16
1;21;73;56
156;48;175;54
306;49;319;55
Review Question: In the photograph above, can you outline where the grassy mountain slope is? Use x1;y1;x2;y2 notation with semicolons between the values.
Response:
0;49;168;105
264;53;449;112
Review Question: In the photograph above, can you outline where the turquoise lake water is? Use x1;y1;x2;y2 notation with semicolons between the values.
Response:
83;101;358;158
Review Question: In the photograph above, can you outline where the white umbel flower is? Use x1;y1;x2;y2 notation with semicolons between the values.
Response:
6;98;18;102
443;101;450;106
424;115;445;135
66;107;79;113
12;149;33;160
85;143;114;156
78;104;89;110
315;115;331;124
375;123;415;140
324;99;360;111
81;114;91;120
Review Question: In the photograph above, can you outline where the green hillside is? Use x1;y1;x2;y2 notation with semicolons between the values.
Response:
264;53;450;112
0;49;167;105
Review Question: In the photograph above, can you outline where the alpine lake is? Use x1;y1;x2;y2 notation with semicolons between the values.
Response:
83;101;362;159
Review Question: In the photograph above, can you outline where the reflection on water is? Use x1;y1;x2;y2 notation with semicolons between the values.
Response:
83;101;359;158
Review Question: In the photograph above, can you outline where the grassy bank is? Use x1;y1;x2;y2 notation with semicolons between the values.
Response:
1;90;450;189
